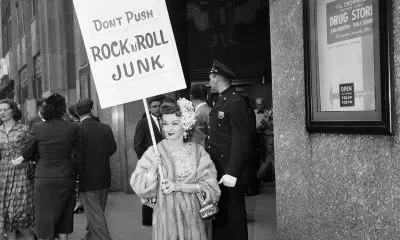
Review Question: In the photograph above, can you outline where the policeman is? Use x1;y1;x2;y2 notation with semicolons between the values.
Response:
206;59;252;240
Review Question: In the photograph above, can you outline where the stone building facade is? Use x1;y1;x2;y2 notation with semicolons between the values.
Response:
272;0;400;239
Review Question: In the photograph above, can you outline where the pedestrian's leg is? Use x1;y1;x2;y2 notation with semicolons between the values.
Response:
266;136;275;181
82;224;90;240
266;136;275;169
80;190;111;240
213;185;248;240
142;205;153;226
19;228;35;240
99;188;108;212
6;231;16;240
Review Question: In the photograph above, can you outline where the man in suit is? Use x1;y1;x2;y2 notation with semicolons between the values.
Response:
206;59;252;240
133;94;165;226
76;99;117;240
254;97;274;180
190;83;212;146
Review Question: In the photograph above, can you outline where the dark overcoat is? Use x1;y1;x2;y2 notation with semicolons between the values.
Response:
78;117;117;192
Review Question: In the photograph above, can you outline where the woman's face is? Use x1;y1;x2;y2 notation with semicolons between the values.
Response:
162;113;185;141
0;103;13;122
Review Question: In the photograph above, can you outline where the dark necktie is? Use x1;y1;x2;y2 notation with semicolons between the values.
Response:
156;117;161;131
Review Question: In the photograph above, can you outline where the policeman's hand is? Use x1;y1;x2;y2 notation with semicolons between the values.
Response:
218;174;237;188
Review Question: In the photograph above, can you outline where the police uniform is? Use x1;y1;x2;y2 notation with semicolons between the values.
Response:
206;60;252;240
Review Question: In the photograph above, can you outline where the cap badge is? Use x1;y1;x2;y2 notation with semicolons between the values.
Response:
218;111;225;119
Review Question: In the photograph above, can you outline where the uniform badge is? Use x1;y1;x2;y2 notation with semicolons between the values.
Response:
218;111;224;119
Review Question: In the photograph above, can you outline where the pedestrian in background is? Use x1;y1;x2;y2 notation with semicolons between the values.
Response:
190;83;212;147
254;97;274;182
22;93;82;240
76;99;117;240
67;105;85;215
0;99;35;240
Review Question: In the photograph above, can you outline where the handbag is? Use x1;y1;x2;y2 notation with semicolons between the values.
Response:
26;161;36;180
196;191;219;220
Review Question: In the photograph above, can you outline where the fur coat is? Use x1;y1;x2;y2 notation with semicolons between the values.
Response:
130;140;221;240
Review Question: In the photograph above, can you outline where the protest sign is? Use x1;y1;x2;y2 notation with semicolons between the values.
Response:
73;0;186;108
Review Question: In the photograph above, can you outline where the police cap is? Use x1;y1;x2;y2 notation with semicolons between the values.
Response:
209;59;236;78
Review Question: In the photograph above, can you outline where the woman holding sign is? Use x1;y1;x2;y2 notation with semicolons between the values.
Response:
130;99;220;240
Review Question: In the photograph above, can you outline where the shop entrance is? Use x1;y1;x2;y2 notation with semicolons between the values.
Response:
181;0;276;238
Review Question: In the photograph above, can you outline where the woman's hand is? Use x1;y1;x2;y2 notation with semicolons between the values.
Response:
11;156;24;165
161;179;176;195
154;152;162;165
148;152;162;176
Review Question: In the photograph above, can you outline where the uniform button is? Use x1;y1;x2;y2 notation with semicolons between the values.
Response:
221;154;224;158
224;97;226;100
207;136;210;139
208;126;210;129
208;146;211;149
218;124;221;127
233;92;236;95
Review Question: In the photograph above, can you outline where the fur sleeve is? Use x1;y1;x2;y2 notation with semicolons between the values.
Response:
195;145;221;204
130;147;159;199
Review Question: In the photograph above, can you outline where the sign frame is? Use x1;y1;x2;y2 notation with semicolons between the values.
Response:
304;0;393;134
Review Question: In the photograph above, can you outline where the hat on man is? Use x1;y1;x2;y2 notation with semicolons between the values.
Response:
209;59;236;78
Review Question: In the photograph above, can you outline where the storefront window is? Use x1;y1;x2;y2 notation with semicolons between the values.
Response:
304;0;393;133
1;3;12;55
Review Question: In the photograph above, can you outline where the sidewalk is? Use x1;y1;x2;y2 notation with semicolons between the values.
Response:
70;183;277;240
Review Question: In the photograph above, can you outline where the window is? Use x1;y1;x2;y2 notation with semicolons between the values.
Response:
304;0;393;133
33;54;42;98
79;63;91;99
1;4;12;55
19;66;28;104
16;0;25;37
32;0;37;18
